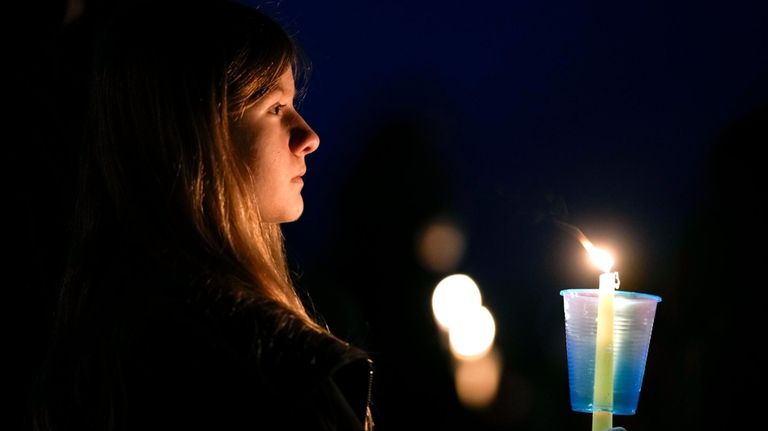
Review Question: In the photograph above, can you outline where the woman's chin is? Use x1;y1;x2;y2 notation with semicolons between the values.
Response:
270;202;304;224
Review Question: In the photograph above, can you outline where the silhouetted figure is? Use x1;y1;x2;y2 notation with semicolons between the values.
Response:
299;113;478;429
673;104;767;429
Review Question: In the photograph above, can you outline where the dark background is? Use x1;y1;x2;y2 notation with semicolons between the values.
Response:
271;1;767;430
11;0;768;430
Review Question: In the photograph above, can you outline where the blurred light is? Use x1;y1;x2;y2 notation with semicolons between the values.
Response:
448;305;496;359
417;219;465;273
431;274;481;330
454;349;502;409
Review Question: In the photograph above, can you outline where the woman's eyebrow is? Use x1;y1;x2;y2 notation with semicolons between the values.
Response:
272;82;296;98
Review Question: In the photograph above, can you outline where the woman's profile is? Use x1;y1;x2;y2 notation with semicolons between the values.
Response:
31;1;373;430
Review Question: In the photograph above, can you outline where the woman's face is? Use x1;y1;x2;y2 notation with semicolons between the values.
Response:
232;68;320;223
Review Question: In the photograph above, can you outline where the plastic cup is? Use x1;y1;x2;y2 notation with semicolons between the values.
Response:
560;289;661;415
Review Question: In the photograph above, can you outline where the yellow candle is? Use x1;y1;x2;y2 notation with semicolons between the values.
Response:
566;228;618;431
592;271;617;431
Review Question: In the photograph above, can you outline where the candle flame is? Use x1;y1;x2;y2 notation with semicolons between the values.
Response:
582;240;614;273
553;220;614;273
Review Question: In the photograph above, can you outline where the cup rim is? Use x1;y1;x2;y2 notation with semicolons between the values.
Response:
559;288;662;302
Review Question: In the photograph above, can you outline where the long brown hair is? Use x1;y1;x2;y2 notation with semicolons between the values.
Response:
32;1;322;429
88;0;315;318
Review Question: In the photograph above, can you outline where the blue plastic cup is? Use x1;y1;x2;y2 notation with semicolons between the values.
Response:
560;289;661;415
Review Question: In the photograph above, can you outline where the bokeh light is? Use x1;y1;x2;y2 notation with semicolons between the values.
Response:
454;349;502;410
417;218;465;273
431;274;482;330
448;305;496;359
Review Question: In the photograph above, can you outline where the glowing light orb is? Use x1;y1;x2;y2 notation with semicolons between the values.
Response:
431;274;482;330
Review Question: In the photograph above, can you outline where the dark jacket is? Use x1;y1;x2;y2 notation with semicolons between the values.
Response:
119;281;374;431
37;251;374;431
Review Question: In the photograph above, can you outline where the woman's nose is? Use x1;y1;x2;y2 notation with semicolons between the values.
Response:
291;114;320;156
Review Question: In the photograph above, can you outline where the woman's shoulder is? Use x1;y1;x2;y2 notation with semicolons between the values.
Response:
122;282;371;429
127;283;364;379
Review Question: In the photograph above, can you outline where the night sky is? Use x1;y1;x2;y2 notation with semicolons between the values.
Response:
272;0;767;287
267;1;768;429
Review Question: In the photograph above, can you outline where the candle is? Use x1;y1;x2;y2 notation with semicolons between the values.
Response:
593;271;618;431
553;221;621;430
581;240;618;431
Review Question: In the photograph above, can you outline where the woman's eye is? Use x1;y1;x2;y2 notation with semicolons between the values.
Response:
270;103;287;115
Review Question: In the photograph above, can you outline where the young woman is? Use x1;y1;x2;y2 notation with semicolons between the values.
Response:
32;1;373;430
